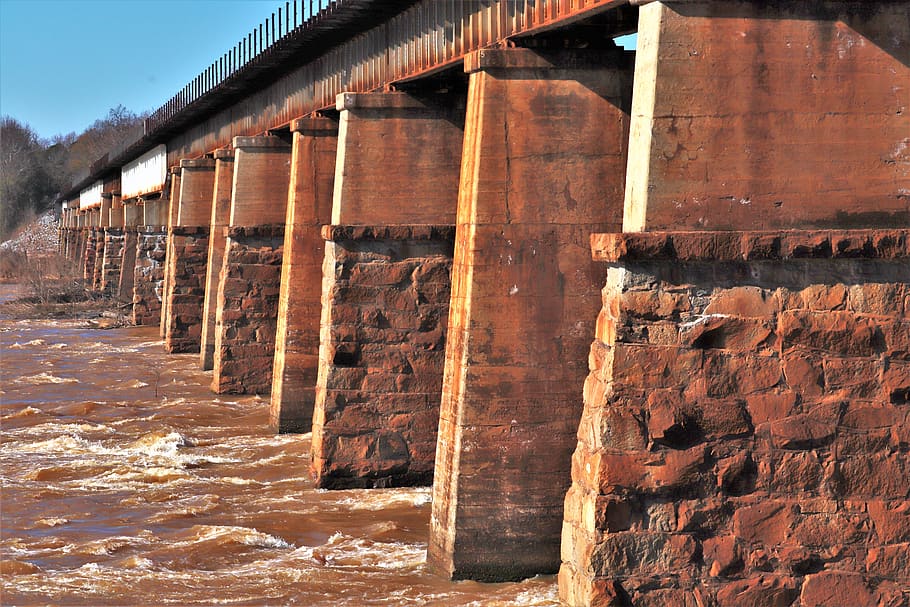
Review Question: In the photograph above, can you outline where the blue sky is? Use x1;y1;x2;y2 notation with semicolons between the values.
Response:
1;1;637;142
0;0;281;140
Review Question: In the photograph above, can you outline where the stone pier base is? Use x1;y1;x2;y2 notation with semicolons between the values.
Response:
212;225;284;394
91;230;105;291
65;228;78;261
560;229;910;607
132;228;167;326
99;228;124;296
164;226;210;353
312;225;454;489
82;228;99;283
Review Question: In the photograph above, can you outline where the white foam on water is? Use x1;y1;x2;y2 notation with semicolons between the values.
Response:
1;406;43;420
219;476;259;485
34;517;69;527
180;525;293;550
8;339;46;348
335;487;433;511
312;532;425;571
13;372;79;385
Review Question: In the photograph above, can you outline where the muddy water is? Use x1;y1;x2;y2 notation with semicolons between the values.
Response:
0;287;557;606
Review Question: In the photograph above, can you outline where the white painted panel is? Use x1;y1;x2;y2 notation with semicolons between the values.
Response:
80;181;103;209
121;144;167;199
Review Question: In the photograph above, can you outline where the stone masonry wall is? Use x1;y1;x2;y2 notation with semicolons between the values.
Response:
164;227;210;353
91;230;105;291
561;229;910;607
312;225;454;489
99;228;124;296
82;228;98;283
132;229;167;326
212;226;284;394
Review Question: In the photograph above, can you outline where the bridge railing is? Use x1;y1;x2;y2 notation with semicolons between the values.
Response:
144;0;341;134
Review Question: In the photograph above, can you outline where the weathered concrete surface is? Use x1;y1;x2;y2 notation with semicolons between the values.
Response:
200;150;235;370
624;1;910;232
560;229;910;607
270;117;338;433
330;92;464;225
428;47;634;581
211;136;290;394
312;225;454;489
118;228;138;304
164;159;215;354
160;168;182;338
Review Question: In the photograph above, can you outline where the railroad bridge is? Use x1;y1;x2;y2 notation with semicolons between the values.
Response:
58;1;909;604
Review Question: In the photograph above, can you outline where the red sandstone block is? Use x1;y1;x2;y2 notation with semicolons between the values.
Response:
627;587;704;607
799;283;848;311
704;286;778;318
589;531;697;578
782;231;832;259
848;283;907;316
678;315;774;351
837;454;910;499
800;571;876;607
714;575;799;607
741;232;783;260
778;310;879;358
871;230;908;259
622;233;674;260
770;412;837;450
612;344;703;391
702;534;742;576
881;320;910;360
824;358;882;399
831;230;874;258
716;451;757;496
622;290;691;321
703;351;781;397
746;391;799;426
883;360;910;404
866;543;910;582
669;232;716;260
590;233;625;262
791;512;869;548
649;446;712;495
868;501;910;543
599;406;648;451
732;500;798;545
763;451;825;494
781;352;825;397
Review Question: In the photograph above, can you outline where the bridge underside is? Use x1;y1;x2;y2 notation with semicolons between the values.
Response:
58;1;909;605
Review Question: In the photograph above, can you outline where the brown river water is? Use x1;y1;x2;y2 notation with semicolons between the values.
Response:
0;285;557;606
